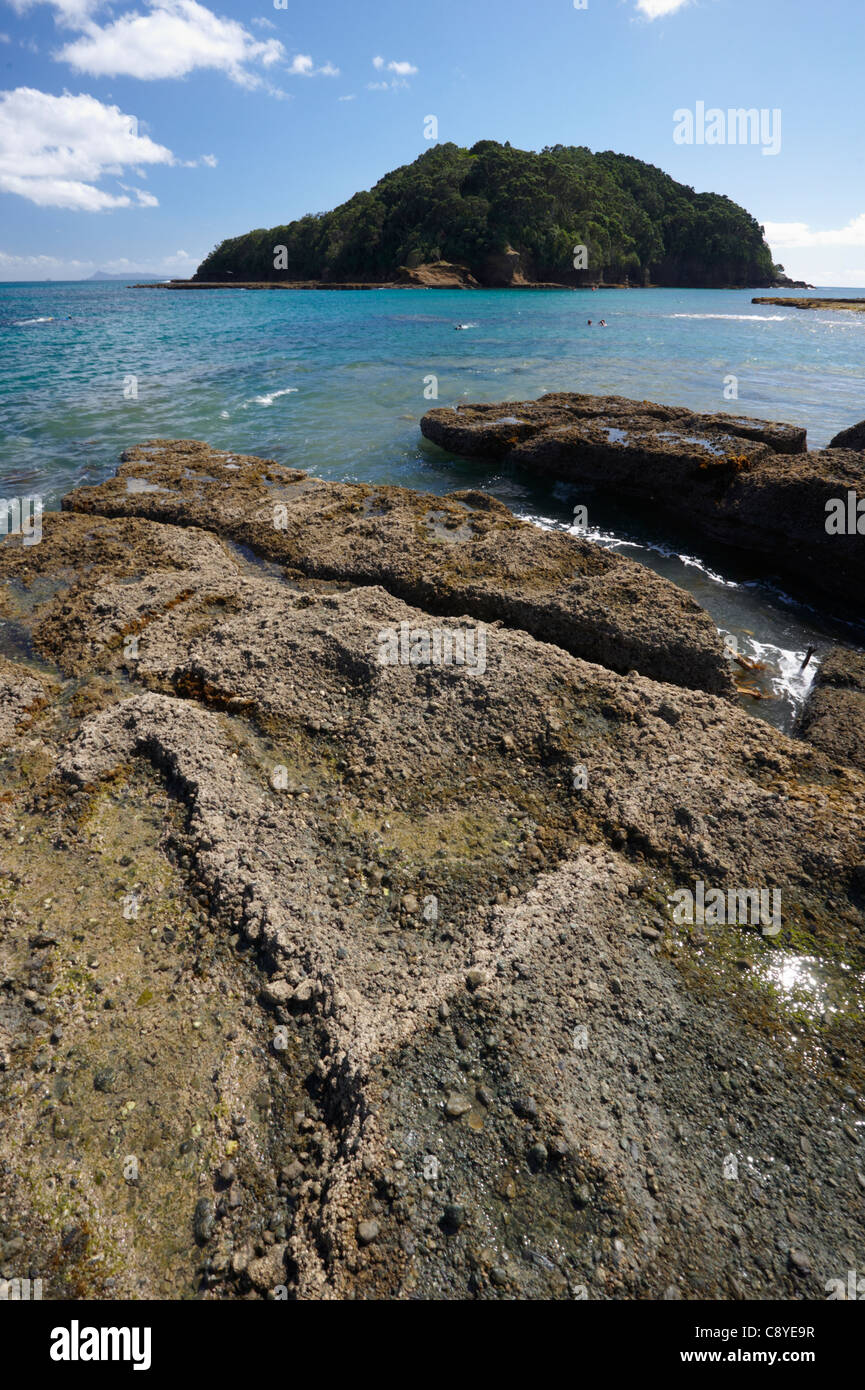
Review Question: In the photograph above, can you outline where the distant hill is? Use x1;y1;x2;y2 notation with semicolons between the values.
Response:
88;271;167;281
195;140;781;289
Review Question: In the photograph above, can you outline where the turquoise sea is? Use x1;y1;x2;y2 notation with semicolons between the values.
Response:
2;279;865;730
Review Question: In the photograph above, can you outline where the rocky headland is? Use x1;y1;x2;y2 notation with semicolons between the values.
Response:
1;435;864;1301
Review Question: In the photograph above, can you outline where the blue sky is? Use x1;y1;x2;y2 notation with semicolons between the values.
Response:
1;0;863;283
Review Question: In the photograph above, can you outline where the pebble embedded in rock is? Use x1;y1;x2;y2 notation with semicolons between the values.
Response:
512;1095;538;1120
445;1093;472;1118
357;1219;380;1246
193;1197;215;1244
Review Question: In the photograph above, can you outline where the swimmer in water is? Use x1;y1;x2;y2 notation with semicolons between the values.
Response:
599;319;607;327
587;319;593;326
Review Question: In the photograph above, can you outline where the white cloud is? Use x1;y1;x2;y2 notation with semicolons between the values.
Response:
0;87;173;210
181;150;218;166
367;56;418;90
161;248;194;266
1;173;135;208
118;181;160;204
9;0;102;23
102;247;195;271
57;0;285;86
338;94;356;102
178;150;218;166
757;217;865;287
287;53;339;77
0;245;202;278
763;214;865;249
0;32;11;42
0;248;90;270
635;0;692;18
12;2;332;92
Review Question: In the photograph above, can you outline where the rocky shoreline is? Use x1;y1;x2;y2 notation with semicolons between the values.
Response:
421;392;865;611
1;434;864;1301
134;277;585;292
134;271;796;293
753;296;865;313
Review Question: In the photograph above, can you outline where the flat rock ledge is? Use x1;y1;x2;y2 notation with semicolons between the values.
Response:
1;449;864;1303
420;393;864;609
56;439;733;696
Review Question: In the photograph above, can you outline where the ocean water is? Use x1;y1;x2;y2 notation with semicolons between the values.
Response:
2;279;864;730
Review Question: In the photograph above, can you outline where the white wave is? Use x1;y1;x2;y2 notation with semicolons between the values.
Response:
724;632;819;711
243;387;298;408
667;313;787;322
568;518;739;586
13;316;54;326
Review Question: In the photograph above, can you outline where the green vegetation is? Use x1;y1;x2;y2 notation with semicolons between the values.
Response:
195;140;779;288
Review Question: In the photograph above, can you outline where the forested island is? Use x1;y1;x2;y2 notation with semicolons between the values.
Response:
192;140;788;289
